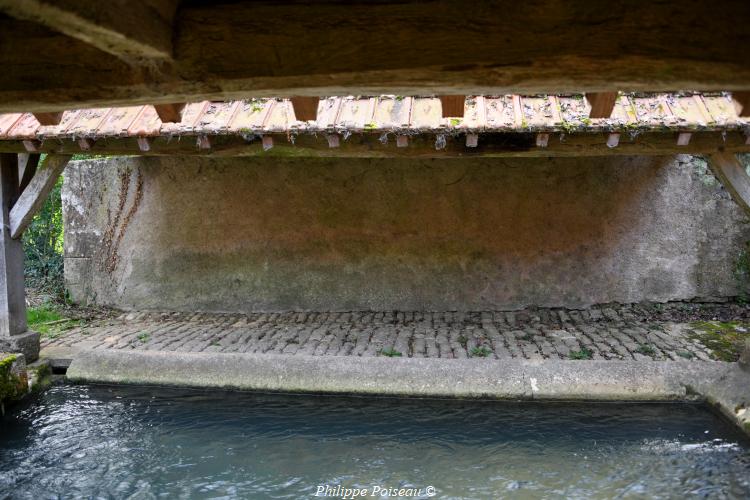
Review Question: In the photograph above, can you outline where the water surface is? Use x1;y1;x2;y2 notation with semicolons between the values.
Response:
1;385;749;499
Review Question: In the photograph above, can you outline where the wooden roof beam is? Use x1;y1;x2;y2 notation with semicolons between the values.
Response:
0;0;180;61
1;1;750;114
732;92;750;117
32;112;63;126
585;93;618;118
153;103;185;123
439;96;465;118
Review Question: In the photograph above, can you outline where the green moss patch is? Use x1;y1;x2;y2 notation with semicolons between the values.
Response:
1;354;24;414
688;321;750;362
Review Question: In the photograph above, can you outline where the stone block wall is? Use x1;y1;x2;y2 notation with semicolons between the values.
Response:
62;155;750;312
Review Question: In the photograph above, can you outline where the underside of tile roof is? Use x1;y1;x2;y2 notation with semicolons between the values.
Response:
0;94;748;142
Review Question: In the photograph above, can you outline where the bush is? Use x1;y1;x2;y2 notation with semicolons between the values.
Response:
23;164;65;300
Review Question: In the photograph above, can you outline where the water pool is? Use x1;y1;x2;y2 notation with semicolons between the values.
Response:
1;385;749;499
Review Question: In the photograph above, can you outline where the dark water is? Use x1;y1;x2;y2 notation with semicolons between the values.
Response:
1;385;749;499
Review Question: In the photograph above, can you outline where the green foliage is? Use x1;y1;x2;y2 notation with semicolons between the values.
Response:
470;346;492;357
379;347;402;357
635;344;656;356
569;347;592;360
27;305;82;339
0;354;23;414
23;160;65;299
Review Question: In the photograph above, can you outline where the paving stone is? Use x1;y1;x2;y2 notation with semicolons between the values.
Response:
42;302;750;363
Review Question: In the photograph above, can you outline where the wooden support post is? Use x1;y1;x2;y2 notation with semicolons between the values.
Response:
733;92;750;117
0;154;36;361
466;133;478;148
326;134;340;148
33;112;63;126
18;153;40;194
396;135;408;148
585;92;618;118
290;97;320;122
154;103;185;123
438;95;465;118
536;133;549;147
262;136;274;151
9;155;70;240
708;152;750;215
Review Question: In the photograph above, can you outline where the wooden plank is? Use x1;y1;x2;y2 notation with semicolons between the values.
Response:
290;97;320;122
708;152;750;215
9;154;70;239
0;0;179;60
585;93;618;118
2;1;750;113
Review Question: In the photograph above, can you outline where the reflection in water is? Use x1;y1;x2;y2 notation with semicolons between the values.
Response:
1;385;749;499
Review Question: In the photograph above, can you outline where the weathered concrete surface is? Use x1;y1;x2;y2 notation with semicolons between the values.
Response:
66;350;712;401
63;155;750;312
66;350;750;435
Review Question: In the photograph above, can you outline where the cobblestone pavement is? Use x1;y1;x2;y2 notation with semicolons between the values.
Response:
41;302;750;361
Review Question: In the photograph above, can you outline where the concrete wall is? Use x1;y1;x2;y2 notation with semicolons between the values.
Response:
62;155;750;312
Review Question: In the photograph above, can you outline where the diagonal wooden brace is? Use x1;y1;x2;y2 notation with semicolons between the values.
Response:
9;154;71;239
707;152;750;214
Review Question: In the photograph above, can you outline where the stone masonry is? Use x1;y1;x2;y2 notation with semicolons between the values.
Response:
42;302;750;362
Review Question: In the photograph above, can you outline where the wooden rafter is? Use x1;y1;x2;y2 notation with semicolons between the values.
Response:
32;112;63;126
290;97;320;122
153;103;185;123
733;92;750;117
585;93;618;118
1;1;750;113
438;96;465;118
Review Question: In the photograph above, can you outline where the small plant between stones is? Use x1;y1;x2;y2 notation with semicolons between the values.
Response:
470;346;492;358
636;344;656;356
379;347;402;357
569;347;592;360
137;332;149;343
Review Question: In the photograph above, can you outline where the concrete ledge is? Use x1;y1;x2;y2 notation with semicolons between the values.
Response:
66;350;750;434
66;350;719;400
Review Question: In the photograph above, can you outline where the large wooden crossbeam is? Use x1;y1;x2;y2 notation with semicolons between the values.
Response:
0;0;180;60
0;1;749;113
